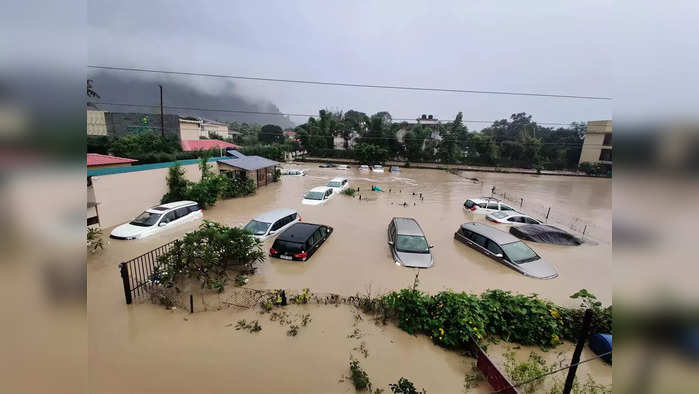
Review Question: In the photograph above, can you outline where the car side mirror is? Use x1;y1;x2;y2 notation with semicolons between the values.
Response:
494;253;503;258
388;241;394;246
429;244;434;249
269;230;276;235
159;222;167;227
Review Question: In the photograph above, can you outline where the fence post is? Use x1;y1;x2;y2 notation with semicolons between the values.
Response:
583;225;587;237
520;197;523;209
563;309;593;394
120;262;132;305
190;294;194;313
546;207;551;221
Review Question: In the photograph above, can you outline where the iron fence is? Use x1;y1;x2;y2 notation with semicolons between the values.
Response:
119;240;177;304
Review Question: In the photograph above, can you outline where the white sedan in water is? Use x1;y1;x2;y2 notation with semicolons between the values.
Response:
486;211;542;225
302;186;335;205
372;165;384;173
110;201;202;240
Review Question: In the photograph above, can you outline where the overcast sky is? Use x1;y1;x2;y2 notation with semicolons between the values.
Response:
87;1;615;129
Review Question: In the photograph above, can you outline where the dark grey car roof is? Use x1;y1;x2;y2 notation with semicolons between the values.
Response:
393;217;425;236
460;222;519;244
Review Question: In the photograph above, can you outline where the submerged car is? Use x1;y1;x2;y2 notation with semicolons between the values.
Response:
336;164;349;170
390;166;401;173
302;186;335;205
281;169;306;176
242;208;300;241
327;177;349;192
509;224;583;246
463;197;516;214
387;217;434;268
454;222;558;279
372;165;384;173
269;222;333;262
486;211;541;225
110;201;202;240
359;165;370;171
319;162;337;168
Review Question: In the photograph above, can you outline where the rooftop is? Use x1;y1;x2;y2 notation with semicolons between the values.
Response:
460;222;520;244
87;153;138;167
253;208;297;222
219;150;279;171
393;217;425;236
181;139;241;152
277;222;322;242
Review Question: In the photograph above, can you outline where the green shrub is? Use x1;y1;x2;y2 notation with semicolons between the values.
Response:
380;288;611;349
150;221;264;292
342;187;357;197
348;359;371;391
389;377;426;394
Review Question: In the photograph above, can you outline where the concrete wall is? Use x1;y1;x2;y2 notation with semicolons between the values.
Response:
91;162;217;228
87;110;107;135
202;123;228;138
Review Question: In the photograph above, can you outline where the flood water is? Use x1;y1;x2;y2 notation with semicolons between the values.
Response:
88;165;612;393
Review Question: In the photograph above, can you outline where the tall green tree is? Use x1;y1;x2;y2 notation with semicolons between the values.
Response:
259;124;283;144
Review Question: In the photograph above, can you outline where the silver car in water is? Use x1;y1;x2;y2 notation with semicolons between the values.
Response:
387;217;434;268
454;222;558;279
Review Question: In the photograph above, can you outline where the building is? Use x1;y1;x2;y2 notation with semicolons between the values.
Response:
179;118;203;141
283;129;297;139
201;120;230;139
333;132;360;150
395;114;442;144
101;112;181;138
218;150;279;187
579;120;612;168
87;110;107;135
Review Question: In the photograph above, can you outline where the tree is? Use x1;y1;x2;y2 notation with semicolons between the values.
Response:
161;163;189;203
259;124;283;144
353;143;389;164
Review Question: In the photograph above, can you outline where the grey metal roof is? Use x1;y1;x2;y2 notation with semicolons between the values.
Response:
460;222;520;244
219;150;279;171
393;217;425;236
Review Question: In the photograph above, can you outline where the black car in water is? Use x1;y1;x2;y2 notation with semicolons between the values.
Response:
269;222;333;262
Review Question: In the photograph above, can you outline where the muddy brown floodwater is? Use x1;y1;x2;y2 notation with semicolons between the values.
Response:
88;166;612;393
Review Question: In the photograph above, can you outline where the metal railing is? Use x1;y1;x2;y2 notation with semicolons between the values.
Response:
119;240;177;304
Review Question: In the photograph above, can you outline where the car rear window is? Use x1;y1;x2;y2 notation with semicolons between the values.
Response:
465;200;475;208
273;240;305;253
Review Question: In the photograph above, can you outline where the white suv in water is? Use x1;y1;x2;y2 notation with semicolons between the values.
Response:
463;197;516;214
110;201;202;240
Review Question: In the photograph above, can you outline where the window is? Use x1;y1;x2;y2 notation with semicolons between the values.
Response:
486;202;499;210
175;207;190;219
501;242;539;264
599;149;612;162
603;133;612;146
188;204;201;213
486;240;503;255
525;217;540;224
460;229;472;238
469;232;488;247
500;204;514;211
271;219;284;231
395;235;429;253
244;220;271;235
508;216;523;223
129;211;162;227
161;211;176;223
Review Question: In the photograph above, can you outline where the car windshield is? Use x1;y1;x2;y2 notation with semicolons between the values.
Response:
243;220;271;235
129;211;162;227
304;191;325;200
501;241;539;264
395;235;429;253
373;165;382;169
491;211;509;218
327;181;342;187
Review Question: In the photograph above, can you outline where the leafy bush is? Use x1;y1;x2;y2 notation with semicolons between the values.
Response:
503;351;549;394
161;163;189;203
342;187;357;197
150;221;264;292
87;227;104;253
380;288;611;349
349;359;372;391
578;162;611;177
221;176;256;198
389;378;426;394
240;144;286;161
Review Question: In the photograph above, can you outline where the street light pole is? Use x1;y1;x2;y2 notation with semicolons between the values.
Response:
159;84;165;138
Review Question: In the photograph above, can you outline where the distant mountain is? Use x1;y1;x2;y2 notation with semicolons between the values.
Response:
87;71;295;128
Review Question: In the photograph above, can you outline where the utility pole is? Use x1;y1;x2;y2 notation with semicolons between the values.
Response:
159;84;165;138
563;309;593;394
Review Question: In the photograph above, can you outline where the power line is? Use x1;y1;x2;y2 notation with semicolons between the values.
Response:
91;102;581;126
87;65;613;101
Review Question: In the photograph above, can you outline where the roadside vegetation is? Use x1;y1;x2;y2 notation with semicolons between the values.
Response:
87;227;104;253
342;187;357;196
149;221;264;293
161;155;256;208
87;132;220;164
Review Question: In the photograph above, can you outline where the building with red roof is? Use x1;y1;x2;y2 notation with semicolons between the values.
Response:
87;153;138;169
180;139;241;152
